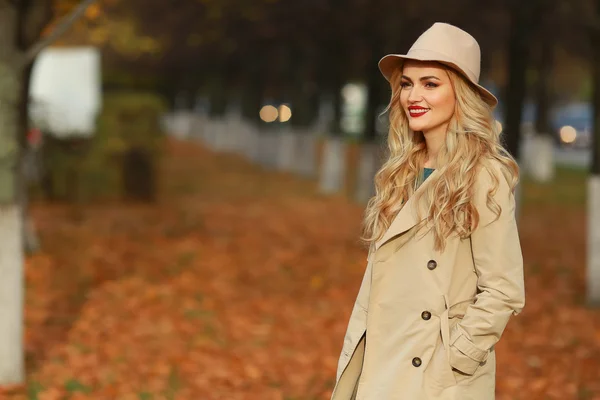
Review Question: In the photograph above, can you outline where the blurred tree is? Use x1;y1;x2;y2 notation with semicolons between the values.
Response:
551;0;600;304
502;0;543;160
587;0;600;305
316;0;355;136
360;0;389;143
105;0;362;129
533;39;554;137
0;0;95;384
74;1;592;164
527;0;559;183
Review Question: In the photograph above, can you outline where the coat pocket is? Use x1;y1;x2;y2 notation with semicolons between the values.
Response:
432;295;471;388
427;330;457;388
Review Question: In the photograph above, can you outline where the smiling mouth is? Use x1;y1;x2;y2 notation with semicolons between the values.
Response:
408;108;429;118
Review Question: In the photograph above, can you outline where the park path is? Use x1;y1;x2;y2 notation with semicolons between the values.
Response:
4;139;598;400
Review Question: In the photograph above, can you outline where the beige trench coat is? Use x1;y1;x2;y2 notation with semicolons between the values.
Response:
331;160;525;400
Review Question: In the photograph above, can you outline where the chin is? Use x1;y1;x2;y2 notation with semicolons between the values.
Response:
408;121;429;132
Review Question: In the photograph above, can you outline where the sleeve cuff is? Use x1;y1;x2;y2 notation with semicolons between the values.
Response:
448;325;489;375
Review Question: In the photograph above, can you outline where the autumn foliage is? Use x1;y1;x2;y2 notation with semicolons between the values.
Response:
1;139;598;399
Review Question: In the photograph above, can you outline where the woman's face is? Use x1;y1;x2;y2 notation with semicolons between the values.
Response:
399;61;456;136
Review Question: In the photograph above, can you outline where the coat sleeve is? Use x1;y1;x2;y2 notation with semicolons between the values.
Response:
448;163;526;375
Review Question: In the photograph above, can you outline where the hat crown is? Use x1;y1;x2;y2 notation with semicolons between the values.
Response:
408;22;481;82
377;22;497;107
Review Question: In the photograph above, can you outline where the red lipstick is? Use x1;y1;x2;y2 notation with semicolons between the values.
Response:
408;106;430;118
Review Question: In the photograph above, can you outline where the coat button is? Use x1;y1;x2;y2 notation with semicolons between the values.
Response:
421;311;431;320
427;260;437;270
412;357;422;367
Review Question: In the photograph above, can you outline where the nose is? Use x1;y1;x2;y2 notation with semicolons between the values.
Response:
407;85;423;104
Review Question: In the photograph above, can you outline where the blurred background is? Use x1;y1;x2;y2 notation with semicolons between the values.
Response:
0;0;598;399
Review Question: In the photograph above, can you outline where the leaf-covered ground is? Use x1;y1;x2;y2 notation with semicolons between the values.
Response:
3;139;600;399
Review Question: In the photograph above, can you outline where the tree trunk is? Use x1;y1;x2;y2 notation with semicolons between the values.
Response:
0;0;92;385
588;19;600;306
533;42;553;137
364;53;384;143
239;50;266;162
330;70;344;137
240;49;265;126
207;74;228;118
19;61;40;254
0;60;25;384
355;36;385;203
503;1;538;160
0;3;37;383
288;44;318;129
503;1;539;222
528;37;555;183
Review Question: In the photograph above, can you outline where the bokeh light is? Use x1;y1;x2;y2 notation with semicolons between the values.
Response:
259;105;278;123
560;125;577;144
278;105;292;122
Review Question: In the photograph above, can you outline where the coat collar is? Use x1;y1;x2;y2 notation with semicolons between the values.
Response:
374;168;439;251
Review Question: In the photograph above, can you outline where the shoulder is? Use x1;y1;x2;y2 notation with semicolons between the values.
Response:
473;157;518;195
471;157;519;223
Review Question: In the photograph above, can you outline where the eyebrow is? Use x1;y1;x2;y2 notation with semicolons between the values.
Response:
401;75;441;82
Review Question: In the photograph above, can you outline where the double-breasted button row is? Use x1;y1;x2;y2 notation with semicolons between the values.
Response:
413;311;431;365
414;262;437;368
412;260;437;367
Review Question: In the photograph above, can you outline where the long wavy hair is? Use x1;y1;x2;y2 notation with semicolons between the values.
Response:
362;62;519;252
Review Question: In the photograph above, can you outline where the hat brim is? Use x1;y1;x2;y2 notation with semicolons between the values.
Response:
378;54;498;108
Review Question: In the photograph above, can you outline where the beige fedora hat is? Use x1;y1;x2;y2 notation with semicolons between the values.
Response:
378;22;498;108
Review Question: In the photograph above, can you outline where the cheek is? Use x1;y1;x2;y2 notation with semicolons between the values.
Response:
428;90;455;116
399;91;409;108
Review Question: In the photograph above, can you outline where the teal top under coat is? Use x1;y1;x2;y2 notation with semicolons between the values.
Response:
423;167;435;182
413;167;436;191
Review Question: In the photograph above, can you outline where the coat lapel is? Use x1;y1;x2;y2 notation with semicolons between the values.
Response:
374;169;439;251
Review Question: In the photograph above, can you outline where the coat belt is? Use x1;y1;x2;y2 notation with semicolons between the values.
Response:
440;298;473;360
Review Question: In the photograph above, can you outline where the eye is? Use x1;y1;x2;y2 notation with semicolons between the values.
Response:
425;82;439;88
400;81;411;89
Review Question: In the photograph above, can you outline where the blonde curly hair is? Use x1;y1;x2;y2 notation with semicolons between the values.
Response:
362;62;519;252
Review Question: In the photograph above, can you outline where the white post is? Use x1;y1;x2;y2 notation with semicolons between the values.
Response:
0;205;24;383
244;123;260;162
294;129;318;177
212;118;226;152
226;105;243;155
190;114;205;143
265;132;280;169
319;136;346;194
527;134;555;182
0;59;24;384
277;127;297;171
588;175;600;305
355;142;383;203
255;130;273;167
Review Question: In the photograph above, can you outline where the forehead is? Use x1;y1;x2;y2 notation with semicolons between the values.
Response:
401;60;448;79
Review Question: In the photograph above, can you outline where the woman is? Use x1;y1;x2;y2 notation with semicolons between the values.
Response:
331;23;525;400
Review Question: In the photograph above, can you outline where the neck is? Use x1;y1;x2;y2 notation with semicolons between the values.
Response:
422;123;448;168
